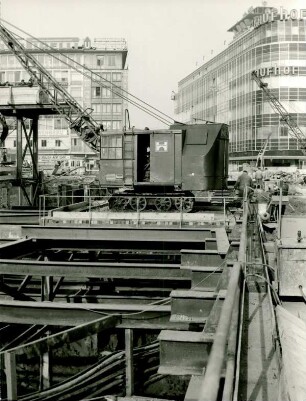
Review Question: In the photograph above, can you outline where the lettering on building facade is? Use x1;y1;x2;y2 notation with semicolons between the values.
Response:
253;66;298;77
253;8;306;28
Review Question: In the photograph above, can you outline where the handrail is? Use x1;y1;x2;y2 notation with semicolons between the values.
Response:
198;191;249;401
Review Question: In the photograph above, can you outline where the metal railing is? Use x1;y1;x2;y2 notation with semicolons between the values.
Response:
198;190;249;401
38;194;238;228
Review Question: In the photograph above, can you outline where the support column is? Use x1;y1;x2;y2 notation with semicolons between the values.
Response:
40;351;51;391
32;117;39;181
4;352;17;401
16;117;23;182
125;328;134;396
40;266;52;390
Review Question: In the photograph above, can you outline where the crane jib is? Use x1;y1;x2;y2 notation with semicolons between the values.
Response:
0;22;101;152
252;70;306;153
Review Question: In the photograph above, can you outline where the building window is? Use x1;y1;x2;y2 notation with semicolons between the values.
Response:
102;104;111;113
54;118;68;130
102;88;111;98
280;126;288;137
72;138;78;146
102;121;112;130
55;140;61;147
112;121;121;130
113;104;122;114
97;56;105;66
41;140;47;147
113;87;122;99
92;104;102;113
102;72;112;81
108;55;116;66
112;72;122;82
13;140;16;147
54;118;62;129
100;134;122;159
95;87;101;97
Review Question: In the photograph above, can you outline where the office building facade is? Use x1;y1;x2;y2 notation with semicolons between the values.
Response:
174;6;306;170
0;36;128;171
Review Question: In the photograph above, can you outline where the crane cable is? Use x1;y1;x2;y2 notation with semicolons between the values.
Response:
0;18;177;126
8;28;172;127
0;20;171;126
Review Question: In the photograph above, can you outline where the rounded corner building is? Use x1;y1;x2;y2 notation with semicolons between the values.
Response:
174;5;306;171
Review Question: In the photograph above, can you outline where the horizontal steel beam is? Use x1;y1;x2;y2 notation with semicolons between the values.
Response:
22;225;214;242
0;259;190;280
0;299;171;327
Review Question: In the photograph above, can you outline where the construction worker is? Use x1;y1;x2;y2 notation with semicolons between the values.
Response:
254;168;263;189
234;170;253;197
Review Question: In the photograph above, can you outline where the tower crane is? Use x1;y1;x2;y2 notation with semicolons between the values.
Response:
251;70;306;155
0;23;102;152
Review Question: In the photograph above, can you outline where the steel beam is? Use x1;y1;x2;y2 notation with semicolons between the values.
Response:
170;290;219;323
181;249;226;267
0;259;190;280
21;225;214;242
125;329;134;396
0;238;37;258
0;299;170;326
158;330;214;376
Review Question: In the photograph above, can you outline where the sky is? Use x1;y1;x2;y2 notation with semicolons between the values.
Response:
0;0;303;129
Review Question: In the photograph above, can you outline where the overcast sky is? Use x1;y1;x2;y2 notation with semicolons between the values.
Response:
0;0;303;128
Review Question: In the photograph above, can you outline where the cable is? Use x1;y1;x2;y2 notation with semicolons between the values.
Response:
64;258;228;318
244;273;282;305
1;18;178;126
245;261;275;271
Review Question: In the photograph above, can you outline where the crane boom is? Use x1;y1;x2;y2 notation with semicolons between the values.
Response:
251;71;306;154
0;23;102;151
256;132;272;168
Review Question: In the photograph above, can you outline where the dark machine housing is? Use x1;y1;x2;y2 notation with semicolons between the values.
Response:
98;123;229;211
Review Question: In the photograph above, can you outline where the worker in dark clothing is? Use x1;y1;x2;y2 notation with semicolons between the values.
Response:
234;170;253;197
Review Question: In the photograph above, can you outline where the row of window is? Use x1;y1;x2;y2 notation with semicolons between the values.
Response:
13;139;62;148
0;68;122;84
92;103;122;114
93;86;122;99
229;138;301;152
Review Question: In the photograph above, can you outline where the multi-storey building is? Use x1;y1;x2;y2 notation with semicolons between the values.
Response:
0;36;128;171
174;6;306;170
